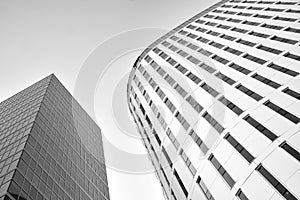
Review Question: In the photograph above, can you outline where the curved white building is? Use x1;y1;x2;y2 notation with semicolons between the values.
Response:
127;0;300;199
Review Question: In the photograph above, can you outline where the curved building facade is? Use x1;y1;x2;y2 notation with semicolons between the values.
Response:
127;0;300;199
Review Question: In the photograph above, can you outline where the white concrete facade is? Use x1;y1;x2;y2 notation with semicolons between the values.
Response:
127;0;300;199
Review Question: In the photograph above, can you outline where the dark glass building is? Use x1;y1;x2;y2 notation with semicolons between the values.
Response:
0;74;109;200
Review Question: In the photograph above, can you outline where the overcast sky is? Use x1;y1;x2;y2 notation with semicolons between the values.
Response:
0;0;219;199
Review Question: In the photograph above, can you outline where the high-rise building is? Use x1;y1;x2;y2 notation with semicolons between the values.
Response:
0;74;109;200
127;0;300;199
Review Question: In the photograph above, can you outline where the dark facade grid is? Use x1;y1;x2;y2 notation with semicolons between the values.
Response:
0;76;51;200
31;76;108;199
0;75;109;200
14;112;108;200
0;77;50;113
0;93;43;128
0;83;48;127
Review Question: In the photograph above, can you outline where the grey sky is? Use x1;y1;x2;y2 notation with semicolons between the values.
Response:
0;0;219;199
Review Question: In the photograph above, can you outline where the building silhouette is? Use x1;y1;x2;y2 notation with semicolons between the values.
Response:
127;0;300;199
0;74;109;200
